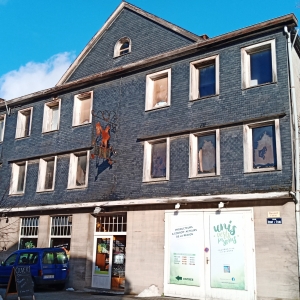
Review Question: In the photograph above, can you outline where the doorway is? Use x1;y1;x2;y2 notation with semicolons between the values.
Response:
164;209;256;300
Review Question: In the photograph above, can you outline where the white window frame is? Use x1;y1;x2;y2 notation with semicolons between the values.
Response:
190;55;219;100
145;69;171;111
19;217;39;249
243;118;282;173
72;91;93;127
143;138;170;182
9;161;28;195
15;108;33;139
0;114;6;143
42;99;61;133
67;151;90;189
189;129;220;178
36;156;57;192
241;39;277;89
114;37;131;58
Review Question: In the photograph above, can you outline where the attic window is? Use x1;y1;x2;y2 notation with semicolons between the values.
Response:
114;37;131;57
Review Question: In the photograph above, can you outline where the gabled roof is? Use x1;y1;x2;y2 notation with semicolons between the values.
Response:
57;1;202;86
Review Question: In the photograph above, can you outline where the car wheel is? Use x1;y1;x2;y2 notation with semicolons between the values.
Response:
55;283;65;291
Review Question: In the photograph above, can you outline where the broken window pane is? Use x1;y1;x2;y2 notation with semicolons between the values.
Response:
250;49;272;86
153;76;168;108
252;125;276;168
198;134;216;174
199;64;215;97
76;154;87;186
44;159;55;190
151;141;166;178
17;164;26;192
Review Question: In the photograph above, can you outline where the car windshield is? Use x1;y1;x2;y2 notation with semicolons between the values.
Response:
4;254;17;266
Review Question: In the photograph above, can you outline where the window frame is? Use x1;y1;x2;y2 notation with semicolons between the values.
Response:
145;69;171;111
72;92;93;127
19;217;39;249
113;37;131;58
143;138;170;182
15;108;33;139
189;129;220;178
42;99;61;133
0;114;6;143
36;156;57;192
241;39;277;89
190;55;219;100
243;118;282;173
67;151;90;189
9;161;28;195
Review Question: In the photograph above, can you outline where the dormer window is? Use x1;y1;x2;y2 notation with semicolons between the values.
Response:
114;37;131;57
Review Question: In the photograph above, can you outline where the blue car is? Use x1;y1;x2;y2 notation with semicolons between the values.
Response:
0;248;69;290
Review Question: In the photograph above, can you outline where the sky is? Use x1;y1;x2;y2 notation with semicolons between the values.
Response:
0;0;299;100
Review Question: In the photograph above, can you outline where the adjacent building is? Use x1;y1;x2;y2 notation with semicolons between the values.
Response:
0;3;300;299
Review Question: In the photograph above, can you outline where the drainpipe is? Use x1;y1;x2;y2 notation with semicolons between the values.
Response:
284;26;300;276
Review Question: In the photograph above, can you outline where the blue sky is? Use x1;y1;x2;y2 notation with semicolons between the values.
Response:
0;0;299;99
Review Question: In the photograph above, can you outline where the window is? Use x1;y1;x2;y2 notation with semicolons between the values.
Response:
72;92;93;126
0;114;6;142
42;99;61;132
190;55;219;100
241;40;277;88
15;108;33;138
9;162;28;195
19;217;39;249
189;129;220;178
37;157;57;192
244;119;282;172
114;37;131;57
68;151;89;188
145;69;171;111
96;214;127;232
50;216;72;253
143;138;170;182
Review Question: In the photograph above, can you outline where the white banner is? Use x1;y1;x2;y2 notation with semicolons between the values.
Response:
169;213;201;286
209;213;246;290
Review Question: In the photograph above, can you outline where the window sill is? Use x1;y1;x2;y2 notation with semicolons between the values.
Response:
9;192;25;196
36;189;54;193
189;174;219;179
67;185;88;190
190;94;219;102
242;81;277;90
143;178;169;183
72;122;91;128
15;136;31;140
145;104;170;112
42;129;59;134
244;167;281;174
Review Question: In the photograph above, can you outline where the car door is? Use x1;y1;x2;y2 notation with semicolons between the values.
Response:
0;253;18;284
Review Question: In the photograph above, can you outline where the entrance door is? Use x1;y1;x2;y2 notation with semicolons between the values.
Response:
164;209;256;300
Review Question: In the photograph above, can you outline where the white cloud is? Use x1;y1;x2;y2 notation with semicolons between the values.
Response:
0;52;75;100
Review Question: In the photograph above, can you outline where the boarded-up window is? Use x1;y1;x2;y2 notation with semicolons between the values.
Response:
153;76;168;108
68;151;89;188
73;92;92;126
43;101;60;132
252;125;276;169
37;157;56;192
151;141;167;178
198;134;216;174
10;162;27;195
16;109;32;138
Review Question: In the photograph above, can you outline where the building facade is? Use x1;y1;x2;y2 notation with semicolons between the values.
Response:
0;3;300;300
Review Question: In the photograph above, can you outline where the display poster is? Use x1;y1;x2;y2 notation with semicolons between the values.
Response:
210;213;246;290
169;213;201;286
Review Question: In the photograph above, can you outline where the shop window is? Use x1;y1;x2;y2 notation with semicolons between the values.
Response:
189;129;220;178
96;214;127;232
114;37;131;57
50;216;72;254
241;39;277;88
19;217;39;249
143;138;170;182
37;157;57;192
145;69;171;111
0;114;6;142
9;162;28;195
68;151;89;189
72;92;93;126
15;108;33;139
42;99;61;132
190;55;219;100
244;119;282;172
95;238;110;275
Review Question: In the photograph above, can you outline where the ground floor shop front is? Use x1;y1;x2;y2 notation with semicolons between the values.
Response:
0;196;299;300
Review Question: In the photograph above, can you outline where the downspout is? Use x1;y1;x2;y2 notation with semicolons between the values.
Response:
284;26;300;275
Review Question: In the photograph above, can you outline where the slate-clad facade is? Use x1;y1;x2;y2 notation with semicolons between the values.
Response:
0;2;300;299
